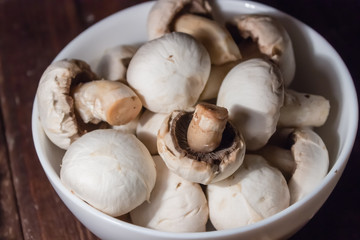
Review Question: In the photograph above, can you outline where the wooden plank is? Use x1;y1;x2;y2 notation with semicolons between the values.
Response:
0;83;23;239
0;0;98;239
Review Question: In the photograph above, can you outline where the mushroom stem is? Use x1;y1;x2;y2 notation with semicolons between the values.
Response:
73;80;142;126
187;103;228;152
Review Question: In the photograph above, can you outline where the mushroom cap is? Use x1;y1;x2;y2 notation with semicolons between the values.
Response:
130;155;209;232
217;58;284;151
36;59;98;149
96;44;138;82
60;129;156;217
136;110;169;155
127;32;211;113
232;15;295;87
147;0;212;40
207;154;290;230
157;110;245;185
288;128;329;204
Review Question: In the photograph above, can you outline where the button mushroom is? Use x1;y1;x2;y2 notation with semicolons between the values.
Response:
174;13;241;65
258;128;329;204
136;110;169;155
157;102;246;184
60;129;156;217
127;32;211;113
278;89;330;128
73;79;142;126
96;44;138;82
130;155;209;232
230;14;295;87
207;154;290;230
36;59;99;149
147;0;212;40
288;128;329;203
199;60;239;101
217;58;284;151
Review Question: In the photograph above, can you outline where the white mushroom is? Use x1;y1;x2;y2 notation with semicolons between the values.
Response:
207;154;290;230
288;128;329;204
60;129;156;217
157;102;246;184
147;0;212;40
199;60;239;101
130;155;209;232
136;110;169;155
127;32;211;113
96;44;138;82
73;80;142;126
258;128;329;204
231;15;295;87
217;58;284;151
174;14;241;65
257;144;295;181
36;59;99;149
278;89;330;128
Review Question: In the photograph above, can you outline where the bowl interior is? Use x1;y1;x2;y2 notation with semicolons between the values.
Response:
32;0;358;239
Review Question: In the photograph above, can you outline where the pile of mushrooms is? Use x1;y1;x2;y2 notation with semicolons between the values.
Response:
35;0;331;232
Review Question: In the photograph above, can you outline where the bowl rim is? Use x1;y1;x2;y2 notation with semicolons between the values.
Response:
31;0;359;238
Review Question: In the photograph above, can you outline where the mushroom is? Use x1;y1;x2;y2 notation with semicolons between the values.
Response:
157;102;246;184
199;60;239;101
257;144;295;181
217;58;284;151
60;129;156;217
96;44;138;82
127;32;211;113
136;110;169;155
230;14;295;87
288;128;329;203
174;14;241;65
36;59;99;149
258;128;329;204
147;0;212;40
72;79;142;126
130;155;209;232
278;89;330;128
207;154;290;230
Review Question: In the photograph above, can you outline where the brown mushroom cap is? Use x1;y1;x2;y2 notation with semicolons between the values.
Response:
36;59;104;149
157;108;245;185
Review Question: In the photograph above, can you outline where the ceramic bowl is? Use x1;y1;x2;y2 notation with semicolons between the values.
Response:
32;1;358;239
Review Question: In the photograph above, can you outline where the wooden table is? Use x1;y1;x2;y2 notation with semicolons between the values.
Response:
0;0;359;239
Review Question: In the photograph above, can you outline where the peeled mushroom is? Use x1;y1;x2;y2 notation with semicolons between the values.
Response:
217;58;284;151
60;129;156;217
147;0;212;40
96;44;138;82
157;102;246;184
207;154;290;230
231;15;295;87
130;155;209;232
36;59;99;149
278;89;330;128
136;110;169;155
127;32;211;113
73;80;142;126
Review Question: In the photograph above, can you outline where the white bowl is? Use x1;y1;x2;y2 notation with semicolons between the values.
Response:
31;1;358;239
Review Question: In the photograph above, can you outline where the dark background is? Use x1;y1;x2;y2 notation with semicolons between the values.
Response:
0;0;358;239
